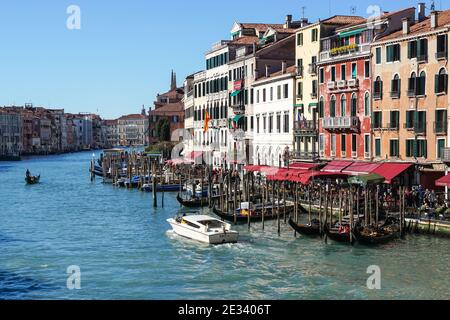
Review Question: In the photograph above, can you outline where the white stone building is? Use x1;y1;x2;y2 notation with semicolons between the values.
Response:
252;65;296;167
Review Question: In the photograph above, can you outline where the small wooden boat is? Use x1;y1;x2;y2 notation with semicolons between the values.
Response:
25;175;40;185
324;223;353;244
177;194;209;208
288;217;321;236
141;183;181;192
213;203;294;224
354;218;400;245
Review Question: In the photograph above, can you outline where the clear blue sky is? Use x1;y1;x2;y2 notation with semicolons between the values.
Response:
0;0;445;119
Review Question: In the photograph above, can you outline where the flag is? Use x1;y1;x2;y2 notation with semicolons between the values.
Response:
204;111;211;133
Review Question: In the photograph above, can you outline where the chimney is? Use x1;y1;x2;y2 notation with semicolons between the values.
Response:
418;3;426;22
265;65;270;78
282;61;287;74
285;15;293;28
431;11;438;29
402;17;410;35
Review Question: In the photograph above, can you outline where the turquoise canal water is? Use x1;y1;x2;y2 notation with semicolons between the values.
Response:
1;151;449;300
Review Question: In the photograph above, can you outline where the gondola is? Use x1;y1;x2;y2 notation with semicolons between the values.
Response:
25;175;40;185
353;218;400;245
324;223;354;244
176;194;209;208
141;184;181;192
288;217;321;236
212;205;294;224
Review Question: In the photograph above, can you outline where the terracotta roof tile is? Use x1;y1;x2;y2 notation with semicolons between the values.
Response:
229;36;260;45
240;23;285;33
118;114;147;120
379;9;450;41
322;15;365;25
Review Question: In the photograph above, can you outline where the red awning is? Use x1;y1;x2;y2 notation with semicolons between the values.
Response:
342;162;382;175
267;169;291;181
298;171;348;185
289;162;319;171
185;151;204;160
321;160;354;173
372;163;413;183
435;174;450;187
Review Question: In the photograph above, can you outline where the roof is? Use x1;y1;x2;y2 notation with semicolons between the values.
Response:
239;23;284;33
256;65;296;81
379;9;450;41
104;119;118;125
322;15;365;26
150;102;184;115
118;114;147;120
229;36;260;45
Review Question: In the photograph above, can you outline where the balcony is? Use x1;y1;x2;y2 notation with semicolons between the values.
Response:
436;51;448;60
294;120;318;136
404;122;427;134
347;79;359;88
231;104;245;115
322;116;360;131
337;80;347;89
319;43;371;62
434;121;447;134
441;148;450;163
308;63;317;75
296;66;304;77
327;81;336;90
291;151;320;162
390;91;400;99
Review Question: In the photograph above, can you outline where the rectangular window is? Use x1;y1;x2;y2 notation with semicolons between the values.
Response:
351;63;357;79
312;80;318;97
331;134;336;155
389;140;399;157
375;47;381;64
435;72;448;94
407;40;417;59
297;33;303;46
284;113;289;133
417;140;427;158
268;115;273;133
256;116;260;133
373;111;382;129
297;82;303;99
276;114;281;133
263;89;266;102
256;90;260;103
390;111;399;129
319;134;325;154
438;139;446;159
386;44;400;62
352;134;357;153
341;134;346;154
364;135;370;158
331;66;336;82
435;110;447;133
437;34;448;58
284;84;289;99
311;29;318;42
375;138;381;157
341;65;346;81
263;116;267;132
417;38;428;61
277;85;281;100
270;87;273;101
319;68;325;84
406;140;415;157
364;61;370;78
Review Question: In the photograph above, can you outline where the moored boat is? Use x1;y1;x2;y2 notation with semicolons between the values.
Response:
167;215;239;244
176;194;210;208
354;218;400;245
25;174;40;185
141;183;181;192
288;217;321;236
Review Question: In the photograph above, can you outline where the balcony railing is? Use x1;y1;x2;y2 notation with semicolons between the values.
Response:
390;91;400;99
436;51;448;60
327;81;336;90
322;116;360;131
308;63;317;75
373;123;400;131
434;121;447;134
347;79;359;87
294;120;318;135
337;80;347;89
231;104;245;115
291;151;320;161
404;122;427;134
441;148;450;163
319;43;371;62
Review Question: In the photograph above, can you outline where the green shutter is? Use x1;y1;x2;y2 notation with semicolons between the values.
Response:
424;140;428;158
435;74;440;93
407;42;412;59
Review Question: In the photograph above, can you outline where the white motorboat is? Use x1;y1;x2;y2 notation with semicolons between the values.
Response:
167;215;239;244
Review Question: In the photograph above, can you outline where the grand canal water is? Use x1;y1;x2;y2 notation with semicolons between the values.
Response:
1;151;449;300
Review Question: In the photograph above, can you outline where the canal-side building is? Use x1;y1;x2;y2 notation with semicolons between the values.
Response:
252;65;296;166
149;71;184;144
293;15;365;162
0;109;22;159
182;73;195;155
317;8;415;162
104;119;119;148
372;7;450;187
228;19;299;166
118;114;148;146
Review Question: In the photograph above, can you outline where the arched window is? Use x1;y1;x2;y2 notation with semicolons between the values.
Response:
374;76;383;99
418;71;426;95
330;95;336;118
408;72;417;95
364;92;371;116
391;74;401;98
351;93;357;117
436;68;448;94
340;94;346;117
